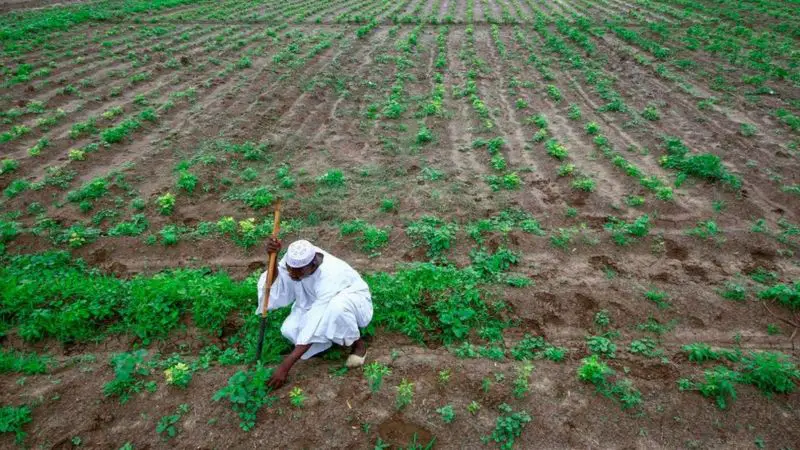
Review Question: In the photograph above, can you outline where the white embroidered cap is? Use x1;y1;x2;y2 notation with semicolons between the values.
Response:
286;240;316;268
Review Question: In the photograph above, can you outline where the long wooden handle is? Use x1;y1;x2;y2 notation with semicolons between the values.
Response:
260;199;282;318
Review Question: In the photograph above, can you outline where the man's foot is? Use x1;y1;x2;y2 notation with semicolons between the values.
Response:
346;339;367;368
351;339;367;357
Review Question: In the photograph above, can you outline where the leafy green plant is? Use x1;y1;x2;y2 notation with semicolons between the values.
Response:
719;281;746;301
486;403;531;450
0;349;49;374
467;400;481;415
578;355;641;409
546;85;562;102
156;404;189;440
176;171;198;194
340;220;389;253
678;366;739;409
739;351;800;395
629;338;663;358
289;386;307;408
645;289;670;309
740;123;757;137
572;177;596;192
757;283;799;309
317;169;346;187
395;378;414;409
604;214;650;245
1;159;19;175
585;122;599;135
156;193;176;215
406;216;458;259
380;198;397;213
660;136;741;190
568;104;581;120
164;362;191;388
545;139;568;160
437;404;455;423
512;362;534;398
363;361;391;393
641;104;660;121
0;405;31;444
212;364;277;431
586;335;616;358
686;220;721;240
103;350;151;404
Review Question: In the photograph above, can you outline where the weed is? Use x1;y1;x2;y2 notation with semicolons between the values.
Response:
550;227;578;249
437;404;455;423
757;283;800;309
317;169;346;187
678;366;739;409
625;195;645;207
467;401;481;415
660;136;741;190
740;351;800;395
156;404;189;440
406;216;458;259
0;349;49;374
213;363;277;431
395;378;414;409
103;350;151;404
645;289;671;309
363;361;391;393
0;405;31;444
486;403;531;450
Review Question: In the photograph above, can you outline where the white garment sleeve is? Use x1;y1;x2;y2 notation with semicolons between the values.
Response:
255;264;294;315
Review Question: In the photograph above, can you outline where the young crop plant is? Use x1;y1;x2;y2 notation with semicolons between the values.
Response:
68;149;86;161
578;355;642;410
550;227;578;249
27;138;49;156
557;163;575;177
585;122;600;135
380;198;397;213
0;158;19;175
515;99;528;109
156;404;189;440
0;405;32;444
317;169;346;187
0;349;49;375
395;378;414;410
289;387;307;408
416;124;434;145
103;350;151;404
719;281;746;301
739;351;800;395
213;364;277;431
604;214;650;245
340;219;390;253
757;282;800;309
545;139;568;160
438;369;451;384
571;177;596;192
546;85;562;102
486;403;532;450
156;193;176;215
678;366;740;410
641;104;661;121
513;362;534;398
740;123;757;137
164;362;192;388
568;104;582;120
467;400;481;415
629;338;663;358
363;361;391;393
586;335;616;358
660;136;741;190
437;404;455;423
645;289;671;309
406;216;458;259
176;171;198;194
686;220;721;240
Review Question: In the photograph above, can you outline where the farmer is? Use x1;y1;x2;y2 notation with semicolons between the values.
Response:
256;238;373;389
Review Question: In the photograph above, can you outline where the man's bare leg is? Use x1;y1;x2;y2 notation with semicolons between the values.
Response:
267;343;311;389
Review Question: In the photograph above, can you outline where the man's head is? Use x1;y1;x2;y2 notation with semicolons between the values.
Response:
285;240;322;281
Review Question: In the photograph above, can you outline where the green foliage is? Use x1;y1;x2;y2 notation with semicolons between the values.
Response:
416;125;433;144
645;289;670;309
0;405;31;444
641;104;660;121
686;220;721;240
156;193;175;215
578;355;642;410
510;334;566;362
604;215;650;245
0;159;18;175
406;216;458;259
740;123;757;137
545;139;568;160
363;361;391;393
546;84;562;102
395;378;414;409
3;179;29;198
678;366;739;409
629;338;663;358
108;214;149;237
51;223;101;248
156;404;189;439
585;122;599;135
225;186;274;210
288;387;306;408
571;177;596;192
437;404;455;423
176;171;197;194
594;310;610;328
0;349;49;374
512;362;534;398
380;198;397;213
660;136;741;190
103;350;151;404
164;362;192;389
719;281;746;301
340;219;390;253
739;351;800;395
101;117;141;144
317;169;346;187
67;178;108;204
212;363;277;431
487;403;531;450
586;335;616;358
758;282;800;309
0;220;21;243
568;104;581;120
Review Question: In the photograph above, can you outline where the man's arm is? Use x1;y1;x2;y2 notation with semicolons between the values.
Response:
267;344;311;389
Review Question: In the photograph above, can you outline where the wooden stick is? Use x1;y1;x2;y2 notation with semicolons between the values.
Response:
255;199;282;363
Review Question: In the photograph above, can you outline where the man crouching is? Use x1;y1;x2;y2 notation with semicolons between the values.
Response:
256;238;373;389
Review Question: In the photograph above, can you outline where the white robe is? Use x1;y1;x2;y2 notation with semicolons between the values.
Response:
256;248;373;360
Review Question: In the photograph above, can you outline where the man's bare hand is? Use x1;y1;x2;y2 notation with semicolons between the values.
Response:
266;237;282;255
267;365;289;390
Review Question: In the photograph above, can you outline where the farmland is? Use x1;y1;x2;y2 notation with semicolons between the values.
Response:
1;0;799;447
